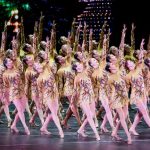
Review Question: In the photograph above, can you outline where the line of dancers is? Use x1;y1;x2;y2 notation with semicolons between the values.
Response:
0;17;150;145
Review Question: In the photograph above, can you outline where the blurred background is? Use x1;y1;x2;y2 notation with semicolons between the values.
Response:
0;0;149;49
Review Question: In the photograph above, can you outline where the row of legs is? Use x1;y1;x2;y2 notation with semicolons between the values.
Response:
1;97;150;144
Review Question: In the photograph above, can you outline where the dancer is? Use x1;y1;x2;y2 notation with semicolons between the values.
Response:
72;62;100;141
0;30;12;126
3;55;30;134
125;39;150;136
58;42;82;128
35;38;64;138
105;62;132;144
89;35;115;133
23;53;44;126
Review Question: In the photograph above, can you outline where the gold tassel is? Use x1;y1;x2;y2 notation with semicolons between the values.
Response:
106;28;111;53
16;29;21;57
73;22;81;54
19;17;25;57
130;23;136;56
97;21;107;52
20;17;25;47
0;21;7;54
124;24;137;62
38;12;44;45
0;32;5;54
70;18;76;48
33;21;39;56
89;29;93;54
50;20;57;58
83;21;88;52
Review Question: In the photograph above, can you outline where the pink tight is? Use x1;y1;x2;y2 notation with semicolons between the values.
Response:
41;99;64;137
112;107;131;142
29;96;44;125
100;98;114;129
11;98;30;134
78;101;100;140
130;100;150;133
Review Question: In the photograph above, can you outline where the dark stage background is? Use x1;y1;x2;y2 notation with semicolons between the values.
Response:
111;0;149;49
0;0;149;49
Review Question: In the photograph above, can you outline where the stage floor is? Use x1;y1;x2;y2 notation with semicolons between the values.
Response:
0;106;150;150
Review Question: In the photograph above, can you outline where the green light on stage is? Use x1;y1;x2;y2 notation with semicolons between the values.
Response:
0;0;6;3
22;3;30;11
0;1;11;7
6;3;11;7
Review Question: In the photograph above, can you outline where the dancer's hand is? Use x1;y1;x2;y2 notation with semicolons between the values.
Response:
131;23;136;31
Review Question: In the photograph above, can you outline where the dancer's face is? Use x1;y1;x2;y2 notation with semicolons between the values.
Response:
26;55;34;66
90;58;99;69
109;63;117;74
10;51;17;61
40;51;48;60
109;54;117;64
5;58;13;69
58;56;65;64
126;60;135;71
76;62;83;73
77;52;83;61
62;44;72;56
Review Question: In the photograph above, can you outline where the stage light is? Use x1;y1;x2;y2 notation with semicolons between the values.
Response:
22;3;30;11
6;3;10;7
77;0;112;40
14;15;19;19
14;9;18;14
7;21;11;26
11;10;15;15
